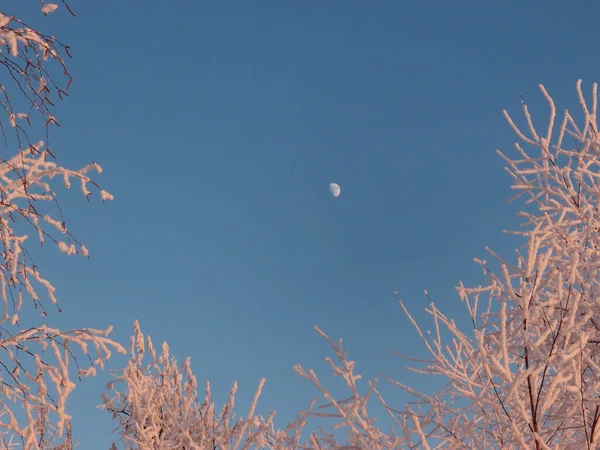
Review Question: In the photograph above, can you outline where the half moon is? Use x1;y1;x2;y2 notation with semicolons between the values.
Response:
329;182;341;197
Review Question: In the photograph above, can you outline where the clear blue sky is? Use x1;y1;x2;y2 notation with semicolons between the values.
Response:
9;1;600;447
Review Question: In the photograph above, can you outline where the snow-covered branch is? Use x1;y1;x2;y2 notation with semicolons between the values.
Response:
103;321;274;450
385;80;600;448
0;4;126;448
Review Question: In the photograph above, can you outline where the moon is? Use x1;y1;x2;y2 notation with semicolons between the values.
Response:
329;182;341;198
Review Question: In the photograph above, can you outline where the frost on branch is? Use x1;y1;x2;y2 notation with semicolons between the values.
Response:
104;326;403;449
0;0;72;116
381;81;600;448
0;4;71;139
102;321;275;450
271;327;402;449
0;3;112;322
0;325;124;449
0;147;125;448
0;3;125;449
0;145;112;322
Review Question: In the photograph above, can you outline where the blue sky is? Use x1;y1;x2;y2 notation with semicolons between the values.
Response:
8;0;600;447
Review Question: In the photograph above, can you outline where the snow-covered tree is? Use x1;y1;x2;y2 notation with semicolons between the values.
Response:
0;3;125;448
102;321;275;450
376;79;600;449
105;80;600;449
